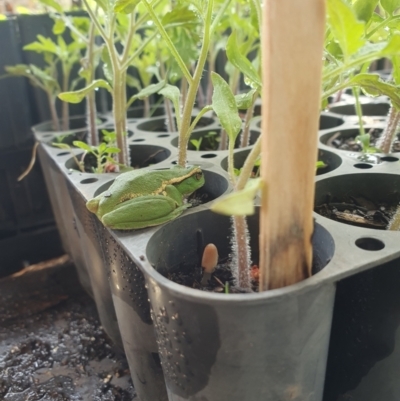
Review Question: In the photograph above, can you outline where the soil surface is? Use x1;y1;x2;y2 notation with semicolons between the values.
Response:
0;257;136;401
315;195;397;229
326;128;400;152
167;258;259;294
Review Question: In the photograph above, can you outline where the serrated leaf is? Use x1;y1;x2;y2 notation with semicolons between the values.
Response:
73;141;92;152
24;35;58;54
353;0;379;22
58;79;111;103
226;31;261;89
211;72;242;143
381;0;400;14
211;178;263;216
327;0;365;58
114;0;141;13
235;89;257;109
38;0;63;13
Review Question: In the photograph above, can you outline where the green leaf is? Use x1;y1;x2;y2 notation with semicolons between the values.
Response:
52;143;71;150
58;79;112;103
126;80;166;108
38;0;63;13
52;18;66;35
316;161;327;170
392;55;400;85
92;0;108;12
0;14;7;20
353;0;379;22
211;72;242;143
380;0;400;14
73;141;92;152
235;89;257;109
226;31;261;89
346;73;400;109
114;0;141;13
23;35;58;55
104;147;121;154
327;0;365;58
158;84;181;128
211;178;263;216
101;45;113;83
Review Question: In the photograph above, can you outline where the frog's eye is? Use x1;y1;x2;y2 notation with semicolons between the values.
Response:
195;172;203;180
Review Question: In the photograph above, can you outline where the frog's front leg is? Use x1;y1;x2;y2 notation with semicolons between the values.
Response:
101;195;190;230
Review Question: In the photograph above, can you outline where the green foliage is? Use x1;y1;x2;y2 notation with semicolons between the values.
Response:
353;0;379;22
226;31;261;90
59;79;112;103
380;0;400;14
211;72;242;143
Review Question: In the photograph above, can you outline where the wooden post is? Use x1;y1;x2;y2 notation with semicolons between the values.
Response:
259;0;326;291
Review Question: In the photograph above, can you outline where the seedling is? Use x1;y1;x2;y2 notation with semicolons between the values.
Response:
59;0;166;166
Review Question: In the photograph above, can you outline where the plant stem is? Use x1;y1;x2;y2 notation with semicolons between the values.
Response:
47;91;60;131
231;215;252;290
86;20;98;146
235;135;261;191
377;105;400;153
113;70;129;165
159;56;176;131
178;0;214;166
240;92;258;147
352;86;366;138
61;66;71;131
227;139;236;186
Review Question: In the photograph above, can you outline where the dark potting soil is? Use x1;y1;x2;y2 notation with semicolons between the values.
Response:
315;195;397;229
167;258;260;294
0;257;136;401
327;128;400;152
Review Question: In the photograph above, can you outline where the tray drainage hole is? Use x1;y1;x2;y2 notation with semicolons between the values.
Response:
157;134;169;138
80;178;99;184
355;237;385;251
57;152;70;156
171;161;177;165
201;153;217;159
133;138;145;142
354;163;373;169
381;156;399;162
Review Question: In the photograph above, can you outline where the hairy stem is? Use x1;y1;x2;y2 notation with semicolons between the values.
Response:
144;96;150;119
113;70;129;166
231;215;252;290
240;92;258;147
377;105;400;153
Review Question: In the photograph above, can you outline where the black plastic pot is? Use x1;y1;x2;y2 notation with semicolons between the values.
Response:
0;18;34;150
140;209;335;401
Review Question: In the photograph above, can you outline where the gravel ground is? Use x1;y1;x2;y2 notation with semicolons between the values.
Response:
0;256;136;401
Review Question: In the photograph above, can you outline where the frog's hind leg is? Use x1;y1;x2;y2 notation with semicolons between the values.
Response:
101;195;190;230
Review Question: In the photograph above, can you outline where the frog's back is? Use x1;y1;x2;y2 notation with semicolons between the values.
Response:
110;169;174;196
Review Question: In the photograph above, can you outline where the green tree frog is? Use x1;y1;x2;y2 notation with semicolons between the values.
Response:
86;166;205;230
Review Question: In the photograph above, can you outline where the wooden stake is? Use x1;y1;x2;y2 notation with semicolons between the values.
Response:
259;0;326;291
